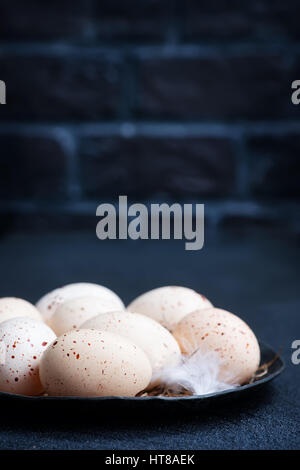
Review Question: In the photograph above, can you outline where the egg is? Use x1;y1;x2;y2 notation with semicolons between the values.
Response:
39;329;152;397
127;286;212;331
0;297;42;325
36;282;124;324
173;308;260;384
49;296;125;336
81;311;181;379
0;317;56;395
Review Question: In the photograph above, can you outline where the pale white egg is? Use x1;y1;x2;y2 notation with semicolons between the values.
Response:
173;308;260;385
50;296;125;336
0;298;42;325
0;317;56;395
39;329;152;397
81;311;181;379
127;286;212;331
36;282;124;324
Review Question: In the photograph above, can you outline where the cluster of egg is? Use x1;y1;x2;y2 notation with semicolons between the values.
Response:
0;284;260;397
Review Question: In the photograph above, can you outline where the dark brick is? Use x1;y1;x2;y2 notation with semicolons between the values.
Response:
79;136;236;199
0;0;93;40
0;0;172;42
136;55;294;120
94;0;173;42
0;211;97;233
220;214;284;230
247;135;300;198
139;55;296;120
0;134;69;200
0;55;120;121
184;0;300;42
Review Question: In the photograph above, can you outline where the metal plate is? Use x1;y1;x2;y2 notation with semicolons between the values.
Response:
0;341;284;413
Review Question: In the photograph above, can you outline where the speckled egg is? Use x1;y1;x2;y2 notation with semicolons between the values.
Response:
127;286;212;331
36;283;124;324
49;296;125;336
39;329;152;397
0;298;42;325
173;308;260;384
0;317;56;395
81;311;181;379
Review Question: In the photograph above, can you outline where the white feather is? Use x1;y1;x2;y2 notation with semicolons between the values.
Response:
154;349;239;396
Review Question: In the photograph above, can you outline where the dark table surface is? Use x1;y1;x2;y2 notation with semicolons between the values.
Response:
0;227;299;450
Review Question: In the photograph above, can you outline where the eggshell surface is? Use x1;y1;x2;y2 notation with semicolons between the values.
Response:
39;329;152;397
0;298;42;325
0;317;56;395
173;308;260;384
50;296;125;336
127;286;212;331
81;311;181;378
36;283;124;323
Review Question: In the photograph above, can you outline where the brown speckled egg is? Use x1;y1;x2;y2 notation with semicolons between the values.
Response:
0;298;42;325
39;329;152;397
81;311;181;380
36;283;124;324
50;296;125;336
127;286;212;331
0;317;56;395
173;308;260;385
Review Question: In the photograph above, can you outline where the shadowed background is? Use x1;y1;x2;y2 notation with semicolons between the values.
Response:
0;0;299;450
0;0;300;231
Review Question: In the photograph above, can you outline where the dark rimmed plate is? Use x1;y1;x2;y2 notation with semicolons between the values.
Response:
0;341;284;412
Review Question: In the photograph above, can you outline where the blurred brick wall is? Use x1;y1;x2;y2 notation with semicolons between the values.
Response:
0;0;300;231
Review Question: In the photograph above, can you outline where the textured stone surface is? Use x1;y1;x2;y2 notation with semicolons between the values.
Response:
0;134;69;200
0;230;299;449
247;136;300;198
0;55;120;120
79;136;236;198
136;56;294;120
